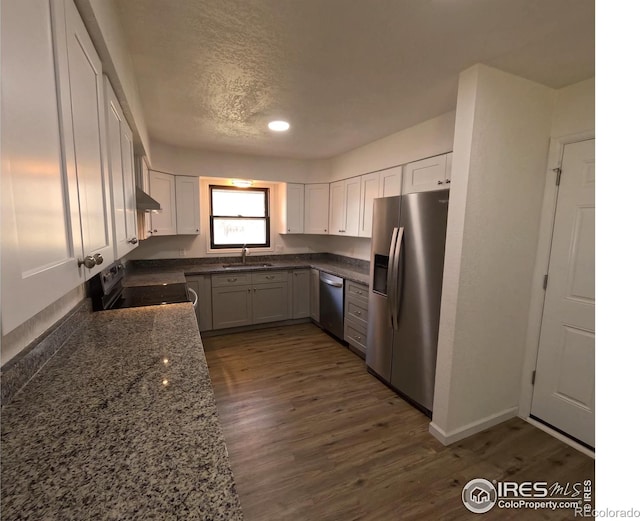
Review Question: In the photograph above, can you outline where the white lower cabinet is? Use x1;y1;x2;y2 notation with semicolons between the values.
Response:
291;270;311;319
186;275;213;332
211;271;291;330
253;283;290;324
310;269;320;322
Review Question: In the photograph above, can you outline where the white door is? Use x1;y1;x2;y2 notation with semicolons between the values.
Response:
304;184;329;234
64;0;113;269
1;0;84;336
149;171;177;235
343;177;361;236
359;172;380;237
531;139;595;447
176;176;200;235
329;181;345;235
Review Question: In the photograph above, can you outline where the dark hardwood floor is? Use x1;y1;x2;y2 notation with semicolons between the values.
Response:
203;324;594;521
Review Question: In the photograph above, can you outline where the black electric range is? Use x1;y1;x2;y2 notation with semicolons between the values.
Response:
89;262;190;311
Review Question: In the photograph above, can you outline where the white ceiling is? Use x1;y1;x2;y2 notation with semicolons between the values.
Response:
115;0;594;159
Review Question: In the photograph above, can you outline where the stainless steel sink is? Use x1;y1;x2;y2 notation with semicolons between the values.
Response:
222;263;273;269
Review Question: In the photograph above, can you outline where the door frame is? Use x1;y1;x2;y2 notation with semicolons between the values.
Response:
518;130;595;457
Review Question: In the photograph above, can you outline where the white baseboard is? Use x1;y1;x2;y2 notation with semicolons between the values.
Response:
524;417;595;459
429;407;519;445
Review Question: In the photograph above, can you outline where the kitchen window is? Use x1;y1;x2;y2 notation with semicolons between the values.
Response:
209;185;270;249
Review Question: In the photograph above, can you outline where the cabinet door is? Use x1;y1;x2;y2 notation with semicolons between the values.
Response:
292;270;310;319
285;183;305;233
402;155;447;194
379;166;402;197
136;157;153;240
64;0;114;268
149;171;176;235
186;275;212;331
121;123;137;248
212;285;252;329
344;177;361;236
310;269;320;322
328;181;345;235
444;152;453;185
359;172;379;238
304;184;329;234
1;0;84;334
252;282;290;324
176;176;200;235
104;77;137;259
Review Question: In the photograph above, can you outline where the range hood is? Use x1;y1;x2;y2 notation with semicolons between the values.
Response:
136;187;161;211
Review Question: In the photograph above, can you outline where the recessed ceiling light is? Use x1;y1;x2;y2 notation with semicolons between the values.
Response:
268;120;290;132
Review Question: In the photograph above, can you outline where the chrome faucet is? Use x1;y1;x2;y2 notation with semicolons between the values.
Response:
241;244;249;265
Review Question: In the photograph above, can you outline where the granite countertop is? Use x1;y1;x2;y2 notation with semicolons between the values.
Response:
1;303;243;520
126;257;370;287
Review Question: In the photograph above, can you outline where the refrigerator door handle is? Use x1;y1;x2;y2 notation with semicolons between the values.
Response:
386;227;399;328
391;227;404;330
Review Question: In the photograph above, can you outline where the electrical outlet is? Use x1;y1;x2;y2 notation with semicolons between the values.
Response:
179;248;187;257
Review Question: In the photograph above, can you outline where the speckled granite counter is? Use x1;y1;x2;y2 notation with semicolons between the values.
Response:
127;254;370;287
1;303;243;520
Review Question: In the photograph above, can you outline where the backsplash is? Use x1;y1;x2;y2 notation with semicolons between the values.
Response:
130;252;370;273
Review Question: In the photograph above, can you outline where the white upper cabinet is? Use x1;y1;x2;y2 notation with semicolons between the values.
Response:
285;183;305;233
304;184;330;234
329;178;361;236
137;157;153;240
105;77;138;259
445;152;453;185
62;0;113;268
379;166;402;197
149;171;177;235
359;173;380;238
1;0;84;334
329;181;345;235
175;176;201;235
403;154;449;194
358;166;403;237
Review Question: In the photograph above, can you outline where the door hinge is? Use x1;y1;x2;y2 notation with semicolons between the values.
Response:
554;167;562;186
543;274;548;290
531;370;537;385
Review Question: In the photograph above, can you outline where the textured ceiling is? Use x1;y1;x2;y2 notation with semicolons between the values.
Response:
115;0;594;159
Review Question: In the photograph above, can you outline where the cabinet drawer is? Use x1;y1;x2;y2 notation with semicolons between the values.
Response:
251;270;288;284
212;273;252;287
345;320;367;352
346;280;369;303
345;298;368;328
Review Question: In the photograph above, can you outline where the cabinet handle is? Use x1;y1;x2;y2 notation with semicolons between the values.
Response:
78;255;96;269
228;277;237;282
445;179;451;184
128;237;138;244
153;229;158;233
437;180;444;185
253;288;256;292
355;336;362;341
324;229;327;232
248;288;251;293
356;290;363;295
148;230;153;234
266;275;275;280
355;311;362;316
288;228;291;232
195;228;199;232
94;253;104;265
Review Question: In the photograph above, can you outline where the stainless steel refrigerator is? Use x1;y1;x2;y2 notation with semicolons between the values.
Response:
366;190;449;415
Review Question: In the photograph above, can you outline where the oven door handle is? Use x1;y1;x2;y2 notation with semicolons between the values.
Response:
188;287;198;309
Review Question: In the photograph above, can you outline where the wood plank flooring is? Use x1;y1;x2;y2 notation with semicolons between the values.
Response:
203;324;594;521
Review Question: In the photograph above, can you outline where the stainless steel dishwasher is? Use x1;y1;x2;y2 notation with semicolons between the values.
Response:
319;272;344;340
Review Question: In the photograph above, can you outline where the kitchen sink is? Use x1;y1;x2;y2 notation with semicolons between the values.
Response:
222;263;273;269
